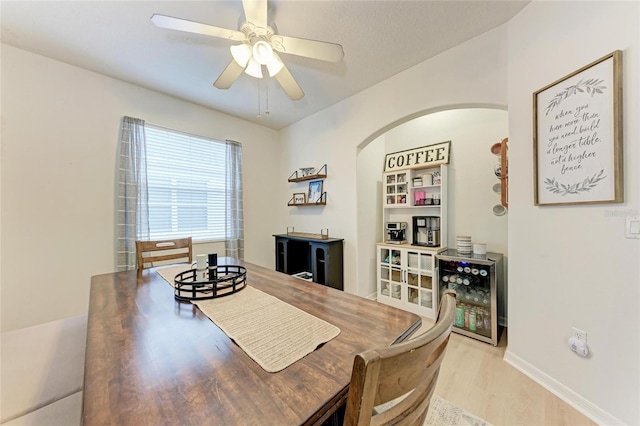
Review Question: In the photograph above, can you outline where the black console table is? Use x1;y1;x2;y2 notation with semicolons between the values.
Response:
273;234;344;291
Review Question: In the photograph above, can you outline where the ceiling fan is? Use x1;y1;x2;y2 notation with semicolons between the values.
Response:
151;0;344;101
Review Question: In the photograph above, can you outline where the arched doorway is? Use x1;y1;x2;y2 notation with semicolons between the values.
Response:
355;107;508;302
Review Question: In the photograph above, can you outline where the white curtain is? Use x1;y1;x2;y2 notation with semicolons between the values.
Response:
225;140;244;260
116;116;149;271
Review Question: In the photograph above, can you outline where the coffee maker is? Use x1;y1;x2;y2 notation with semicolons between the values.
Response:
385;222;407;244
412;216;440;247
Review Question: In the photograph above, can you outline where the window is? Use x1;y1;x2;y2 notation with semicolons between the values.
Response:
145;124;227;241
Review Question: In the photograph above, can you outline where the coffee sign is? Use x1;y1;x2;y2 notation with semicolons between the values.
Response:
384;141;451;172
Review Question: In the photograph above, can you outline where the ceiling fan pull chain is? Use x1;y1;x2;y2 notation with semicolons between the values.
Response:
265;80;270;115
257;79;262;119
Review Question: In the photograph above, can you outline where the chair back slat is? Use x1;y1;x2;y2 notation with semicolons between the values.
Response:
344;290;456;426
135;237;193;273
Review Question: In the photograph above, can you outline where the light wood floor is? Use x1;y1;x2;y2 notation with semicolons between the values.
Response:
415;319;598;426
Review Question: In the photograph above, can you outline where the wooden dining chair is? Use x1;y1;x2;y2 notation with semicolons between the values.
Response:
135;237;193;273
344;290;457;426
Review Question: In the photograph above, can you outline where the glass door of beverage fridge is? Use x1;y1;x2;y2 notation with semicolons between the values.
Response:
436;250;503;346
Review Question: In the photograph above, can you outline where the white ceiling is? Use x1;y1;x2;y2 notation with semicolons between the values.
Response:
1;0;529;130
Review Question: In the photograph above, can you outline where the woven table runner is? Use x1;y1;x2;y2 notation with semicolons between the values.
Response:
156;265;340;372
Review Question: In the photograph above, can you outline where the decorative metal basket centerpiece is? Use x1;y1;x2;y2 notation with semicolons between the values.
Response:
174;265;247;301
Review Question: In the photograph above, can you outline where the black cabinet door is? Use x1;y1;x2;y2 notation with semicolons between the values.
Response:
274;235;344;291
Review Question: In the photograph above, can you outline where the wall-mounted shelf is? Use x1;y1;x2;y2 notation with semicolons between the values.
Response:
288;164;328;207
288;164;327;182
500;138;508;208
288;192;327;206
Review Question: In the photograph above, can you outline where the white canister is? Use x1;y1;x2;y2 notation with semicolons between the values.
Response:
196;254;208;281
473;243;487;255
196;254;207;269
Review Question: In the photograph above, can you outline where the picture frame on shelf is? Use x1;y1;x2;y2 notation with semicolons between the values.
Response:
293;192;306;204
299;167;316;177
308;180;324;203
533;50;623;206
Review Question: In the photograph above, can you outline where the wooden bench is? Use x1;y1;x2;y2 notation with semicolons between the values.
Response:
1;315;87;425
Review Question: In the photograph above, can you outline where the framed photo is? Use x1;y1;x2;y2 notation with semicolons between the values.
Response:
533;50;623;206
308;180;324;203
293;192;306;204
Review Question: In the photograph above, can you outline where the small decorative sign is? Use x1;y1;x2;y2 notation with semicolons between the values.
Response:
533;50;623;206
384;141;451;172
292;192;306;204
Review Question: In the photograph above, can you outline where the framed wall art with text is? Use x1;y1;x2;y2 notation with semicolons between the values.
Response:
533;50;623;206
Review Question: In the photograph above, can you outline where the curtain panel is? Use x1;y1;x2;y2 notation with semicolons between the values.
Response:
115;116;150;271
225;140;244;260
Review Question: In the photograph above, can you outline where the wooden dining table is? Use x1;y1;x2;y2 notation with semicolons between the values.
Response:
82;258;421;425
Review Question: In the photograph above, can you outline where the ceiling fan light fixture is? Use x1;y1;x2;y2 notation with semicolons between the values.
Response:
151;0;341;100
266;55;284;77
245;58;263;78
252;40;273;65
230;43;252;68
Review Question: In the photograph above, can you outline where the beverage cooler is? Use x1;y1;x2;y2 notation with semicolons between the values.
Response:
436;250;503;346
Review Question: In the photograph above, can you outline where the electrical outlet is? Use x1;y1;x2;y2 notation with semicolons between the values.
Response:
572;327;587;343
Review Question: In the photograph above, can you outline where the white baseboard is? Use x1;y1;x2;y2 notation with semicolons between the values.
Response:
366;292;377;301
503;349;624;426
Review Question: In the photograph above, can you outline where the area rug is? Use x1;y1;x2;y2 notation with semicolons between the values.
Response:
425;395;492;426
156;265;340;373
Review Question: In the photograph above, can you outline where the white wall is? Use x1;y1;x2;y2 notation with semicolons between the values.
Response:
505;2;639;425
1;45;281;332
356;134;385;299
279;25;508;297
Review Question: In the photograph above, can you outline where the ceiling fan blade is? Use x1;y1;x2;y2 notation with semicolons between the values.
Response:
213;60;245;89
274;59;304;101
242;0;267;28
151;14;245;41
271;35;344;63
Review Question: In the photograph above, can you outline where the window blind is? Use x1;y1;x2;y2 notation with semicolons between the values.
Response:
145;124;226;241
